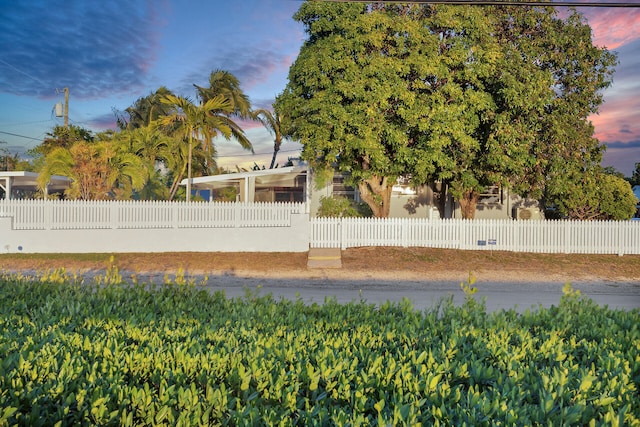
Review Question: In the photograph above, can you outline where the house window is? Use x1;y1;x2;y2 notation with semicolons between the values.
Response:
478;185;502;205
274;187;304;203
332;175;357;201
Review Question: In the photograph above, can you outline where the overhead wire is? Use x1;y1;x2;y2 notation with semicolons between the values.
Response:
0;58;51;90
0;130;43;142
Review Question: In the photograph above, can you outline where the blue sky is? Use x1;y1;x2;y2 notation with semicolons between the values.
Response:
0;0;639;175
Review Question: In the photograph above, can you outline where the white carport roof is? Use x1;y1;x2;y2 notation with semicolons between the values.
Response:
0;171;72;199
179;166;308;190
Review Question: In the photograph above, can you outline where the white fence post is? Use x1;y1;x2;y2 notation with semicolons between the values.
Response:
45;199;53;230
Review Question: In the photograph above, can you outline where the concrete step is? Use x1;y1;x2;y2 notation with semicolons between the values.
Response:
307;247;342;269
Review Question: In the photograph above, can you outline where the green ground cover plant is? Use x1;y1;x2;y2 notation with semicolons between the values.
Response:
0;268;638;426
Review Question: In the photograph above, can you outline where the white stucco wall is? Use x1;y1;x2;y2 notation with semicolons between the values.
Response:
0;215;310;254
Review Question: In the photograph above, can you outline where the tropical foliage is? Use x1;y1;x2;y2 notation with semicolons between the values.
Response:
32;70;254;201
37;140;146;200
153;94;237;201
1;271;638;426
276;2;617;218
114;87;176;131
253;107;286;169
34;125;95;156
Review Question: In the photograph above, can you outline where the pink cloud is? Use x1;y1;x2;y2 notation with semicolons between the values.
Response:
583;8;640;49
238;117;268;131
591;82;640;143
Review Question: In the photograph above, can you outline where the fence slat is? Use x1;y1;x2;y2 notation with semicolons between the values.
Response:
0;199;303;230
309;217;640;255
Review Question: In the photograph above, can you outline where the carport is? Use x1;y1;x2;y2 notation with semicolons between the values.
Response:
180;166;309;204
0;171;72;199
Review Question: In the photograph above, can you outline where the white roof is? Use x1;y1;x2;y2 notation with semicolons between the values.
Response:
0;171;72;191
180;166;307;190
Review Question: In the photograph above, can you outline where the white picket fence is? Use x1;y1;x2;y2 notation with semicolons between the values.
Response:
1;200;639;254
310;217;640;255
0;199;306;230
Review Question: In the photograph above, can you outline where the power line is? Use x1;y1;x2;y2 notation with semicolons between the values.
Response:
0;59;50;90
0;130;42;142
0;129;301;157
317;0;640;6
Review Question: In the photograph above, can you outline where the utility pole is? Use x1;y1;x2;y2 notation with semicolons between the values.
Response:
63;87;69;128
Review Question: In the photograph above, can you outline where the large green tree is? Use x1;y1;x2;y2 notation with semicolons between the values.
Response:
276;3;417;217
33;125;94;156
277;2;616;218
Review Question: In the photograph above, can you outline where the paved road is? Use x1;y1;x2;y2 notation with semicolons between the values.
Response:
136;272;640;313
12;268;638;313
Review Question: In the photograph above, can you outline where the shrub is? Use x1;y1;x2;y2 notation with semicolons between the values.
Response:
0;273;638;426
317;196;372;217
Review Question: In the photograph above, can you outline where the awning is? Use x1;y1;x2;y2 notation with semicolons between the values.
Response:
0;171;72;199
180;166;307;189
179;166;308;202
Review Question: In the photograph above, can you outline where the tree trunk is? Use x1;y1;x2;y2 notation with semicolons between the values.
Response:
357;175;393;217
459;189;479;219
168;169;184;201
269;142;280;169
434;182;447;219
186;138;193;202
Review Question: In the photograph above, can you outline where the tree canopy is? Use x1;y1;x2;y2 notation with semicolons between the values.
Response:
115;87;176;131
276;1;617;218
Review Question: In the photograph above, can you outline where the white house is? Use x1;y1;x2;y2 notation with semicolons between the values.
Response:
181;166;544;220
180;166;309;205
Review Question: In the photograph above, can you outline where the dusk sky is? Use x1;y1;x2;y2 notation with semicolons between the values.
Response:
0;0;638;175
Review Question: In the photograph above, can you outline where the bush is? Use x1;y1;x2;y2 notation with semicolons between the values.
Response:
1;273;638;426
317;196;372;217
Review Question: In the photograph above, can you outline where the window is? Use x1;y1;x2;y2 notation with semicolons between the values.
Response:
332;175;357;201
478;185;502;205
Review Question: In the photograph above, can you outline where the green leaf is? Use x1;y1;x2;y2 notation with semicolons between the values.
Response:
579;375;597;393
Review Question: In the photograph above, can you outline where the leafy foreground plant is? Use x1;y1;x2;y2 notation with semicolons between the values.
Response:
0;273;638;426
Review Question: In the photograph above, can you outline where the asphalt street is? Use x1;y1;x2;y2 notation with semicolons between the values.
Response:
138;273;640;314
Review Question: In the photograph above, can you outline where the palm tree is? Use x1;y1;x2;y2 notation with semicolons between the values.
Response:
253;108;285;169
108;129;163;199
116;87;175;130
155;94;247;201
195;70;252;117
194;70;253;153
